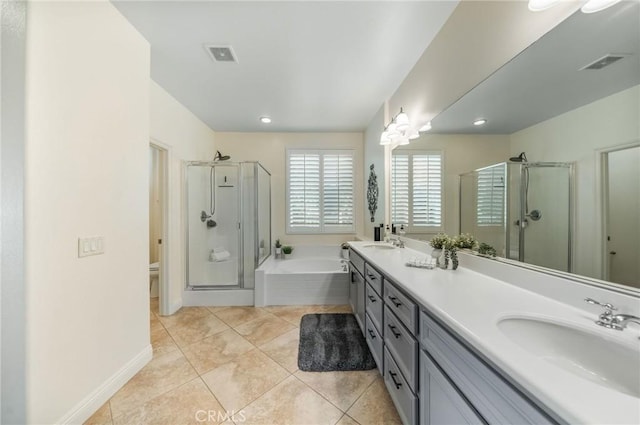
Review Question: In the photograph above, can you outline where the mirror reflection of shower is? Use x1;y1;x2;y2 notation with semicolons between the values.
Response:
460;160;573;272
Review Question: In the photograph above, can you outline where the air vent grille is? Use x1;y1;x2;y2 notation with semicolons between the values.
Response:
580;54;627;70
205;45;237;63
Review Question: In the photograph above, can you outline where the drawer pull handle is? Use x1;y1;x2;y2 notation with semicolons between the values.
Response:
389;371;402;389
368;329;376;339
367;274;377;280
388;324;401;338
368;295;377;302
388;296;402;308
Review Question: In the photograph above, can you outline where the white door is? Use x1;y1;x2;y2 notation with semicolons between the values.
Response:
606;146;640;288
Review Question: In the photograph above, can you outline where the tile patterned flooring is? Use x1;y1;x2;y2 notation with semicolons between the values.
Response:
85;300;401;425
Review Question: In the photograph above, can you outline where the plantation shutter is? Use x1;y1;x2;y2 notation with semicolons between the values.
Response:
287;149;354;233
477;164;505;226
391;151;442;231
391;155;410;226
323;153;354;229
412;154;442;227
288;152;320;229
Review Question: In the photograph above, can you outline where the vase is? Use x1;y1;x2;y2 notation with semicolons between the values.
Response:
430;248;442;267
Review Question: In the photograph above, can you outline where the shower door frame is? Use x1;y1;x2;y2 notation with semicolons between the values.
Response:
184;161;244;290
516;162;575;273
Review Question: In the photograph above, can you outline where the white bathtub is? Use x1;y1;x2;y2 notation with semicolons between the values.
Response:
254;246;349;306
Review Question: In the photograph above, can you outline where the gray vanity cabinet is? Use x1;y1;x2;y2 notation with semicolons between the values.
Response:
348;248;366;331
420;350;483;425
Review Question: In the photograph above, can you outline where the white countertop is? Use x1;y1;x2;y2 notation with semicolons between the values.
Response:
349;241;640;425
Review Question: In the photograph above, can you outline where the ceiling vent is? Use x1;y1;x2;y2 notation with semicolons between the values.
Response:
580;54;628;70
205;45;237;63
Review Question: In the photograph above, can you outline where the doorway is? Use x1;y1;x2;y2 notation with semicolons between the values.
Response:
150;143;169;311
602;143;640;288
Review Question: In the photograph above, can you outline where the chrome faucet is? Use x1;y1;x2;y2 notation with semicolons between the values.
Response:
585;298;640;331
611;314;640;330
390;237;405;248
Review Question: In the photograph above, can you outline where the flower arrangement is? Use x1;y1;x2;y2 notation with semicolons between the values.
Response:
282;246;293;255
478;242;497;258
275;239;282;248
453;233;477;250
429;234;450;250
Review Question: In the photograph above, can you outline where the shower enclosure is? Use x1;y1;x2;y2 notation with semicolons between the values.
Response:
186;161;271;289
460;162;573;272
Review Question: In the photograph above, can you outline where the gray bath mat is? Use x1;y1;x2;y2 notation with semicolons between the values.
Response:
298;313;376;372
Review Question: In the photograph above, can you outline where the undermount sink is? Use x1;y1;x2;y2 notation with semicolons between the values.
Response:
361;244;396;250
497;316;640;398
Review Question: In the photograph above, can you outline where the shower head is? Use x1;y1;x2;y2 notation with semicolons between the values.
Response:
214;150;231;162
509;152;528;163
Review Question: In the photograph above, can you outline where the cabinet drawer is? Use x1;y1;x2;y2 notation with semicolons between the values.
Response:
365;283;383;333
384;347;418;425
420;350;484;425
420;311;555;425
365;313;383;375
384;280;417;334
364;263;383;295
384;306;418;392
349;248;365;276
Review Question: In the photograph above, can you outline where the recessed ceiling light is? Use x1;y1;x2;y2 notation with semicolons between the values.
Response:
473;118;487;126
260;116;272;124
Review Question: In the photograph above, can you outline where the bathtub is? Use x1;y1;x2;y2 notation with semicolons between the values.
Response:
254;246;349;306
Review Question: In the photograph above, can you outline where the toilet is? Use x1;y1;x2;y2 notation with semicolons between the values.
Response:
149;262;159;298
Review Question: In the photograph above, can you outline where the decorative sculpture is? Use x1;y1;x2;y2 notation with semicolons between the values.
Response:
367;164;379;222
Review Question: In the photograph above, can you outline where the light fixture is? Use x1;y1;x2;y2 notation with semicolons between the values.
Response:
260;116;272;124
380;108;417;146
473;118;487;126
419;122;432;132
581;0;621;13
528;0;621;13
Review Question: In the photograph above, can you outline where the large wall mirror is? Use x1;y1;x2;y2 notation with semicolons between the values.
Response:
391;2;639;290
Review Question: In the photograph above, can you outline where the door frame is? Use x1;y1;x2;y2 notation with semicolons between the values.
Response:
150;140;171;316
596;140;640;281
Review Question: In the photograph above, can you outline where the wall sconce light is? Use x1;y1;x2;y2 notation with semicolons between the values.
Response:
380;108;420;146
528;0;621;13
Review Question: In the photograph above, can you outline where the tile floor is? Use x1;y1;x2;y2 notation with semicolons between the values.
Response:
85;300;402;425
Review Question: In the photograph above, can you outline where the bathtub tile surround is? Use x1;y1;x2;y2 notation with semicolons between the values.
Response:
85;301;401;425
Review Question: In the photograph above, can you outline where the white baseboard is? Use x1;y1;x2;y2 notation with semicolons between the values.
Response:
182;289;254;306
58;345;152;424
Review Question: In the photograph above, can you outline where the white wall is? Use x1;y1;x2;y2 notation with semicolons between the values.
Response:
24;2;150;423
395;134;511;239
149;80;217;313
216;132;364;246
510;85;640;280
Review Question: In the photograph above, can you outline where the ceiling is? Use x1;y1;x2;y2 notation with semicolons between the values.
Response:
429;1;640;134
112;1;459;132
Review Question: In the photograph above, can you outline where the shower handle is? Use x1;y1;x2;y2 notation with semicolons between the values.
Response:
526;209;542;221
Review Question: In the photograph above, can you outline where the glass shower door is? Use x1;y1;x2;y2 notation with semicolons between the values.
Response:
520;164;572;272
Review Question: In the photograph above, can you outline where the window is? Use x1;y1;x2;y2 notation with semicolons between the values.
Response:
391;151;442;231
286;149;354;233
476;164;506;226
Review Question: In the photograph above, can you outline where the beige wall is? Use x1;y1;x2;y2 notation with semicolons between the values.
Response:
24;2;150;422
149;80;217;312
395;134;511;239
510;85;640;280
216;132;364;246
363;105;386;240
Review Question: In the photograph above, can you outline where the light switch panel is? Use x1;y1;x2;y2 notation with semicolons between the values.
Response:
78;236;105;258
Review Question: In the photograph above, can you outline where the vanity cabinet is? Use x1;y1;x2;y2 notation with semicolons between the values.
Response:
351;245;559;425
349;248;366;331
419;310;554;425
